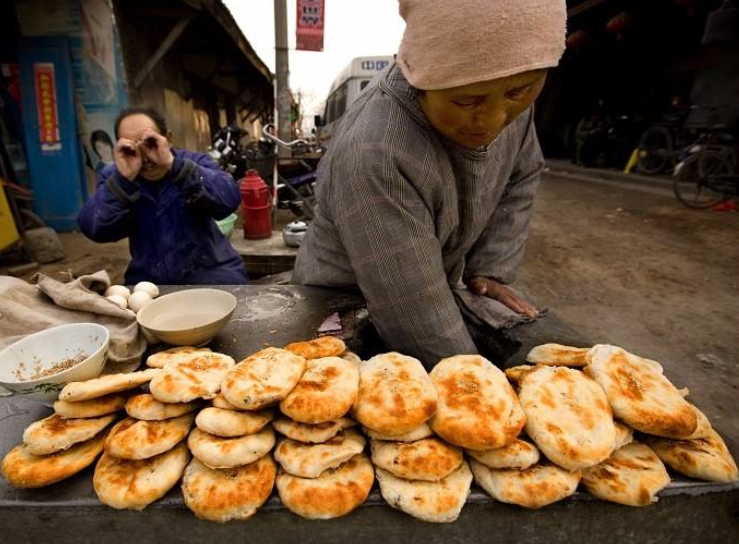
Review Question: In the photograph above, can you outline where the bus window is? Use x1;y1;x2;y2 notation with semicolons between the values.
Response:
360;79;371;91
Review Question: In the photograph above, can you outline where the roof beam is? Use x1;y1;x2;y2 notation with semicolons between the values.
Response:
133;17;192;89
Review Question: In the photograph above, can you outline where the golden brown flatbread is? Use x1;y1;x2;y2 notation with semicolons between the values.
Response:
195;407;274;437
352;352;437;435
429;355;525;450
145;346;211;368
272;417;356;444
149;352;235;403
284;336;346;359
93;441;190;510
187;427;275;469
22;413;116;455
584;345;696;438
221;347;307;410
125;393;199;421
581;442;670;506
526;343;590;367
58;369;161;402
2;431;107;488
276;453;374;519
53;394;126;419
181;455;276;522
370;437;463;481
362;422;434;443
279;356;359;424
274;429;365;478
465;438;540;470
105;415;193;460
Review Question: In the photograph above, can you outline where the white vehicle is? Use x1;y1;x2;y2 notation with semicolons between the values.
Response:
315;55;393;145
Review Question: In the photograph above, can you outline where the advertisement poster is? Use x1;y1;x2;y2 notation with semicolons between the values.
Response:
34;63;62;152
296;0;325;52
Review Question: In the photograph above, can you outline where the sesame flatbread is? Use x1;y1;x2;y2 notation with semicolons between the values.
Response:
187;427;275;469
274;429;365;478
125;393;199;421
470;460;581;509
145;346;211;368
279;356;359;424
526;343;590;367
581;442;670;506
285;336;346;359
149;352;235;403
353;352;437;435
584;345;697;438
276;453;374;519
376;461;473;523
519;365;615;470
2;431;107;488
466;438;540;470
53;394;127;419
23;413;116;456
182;455;276;522
362;422;434;443
429;355;525;450
59;369;161;402
644;429;739;483
93;441;190;510
272;417;356;444
221;347;307;410
195;407;274;437
105;415;194;460
370;437;463;482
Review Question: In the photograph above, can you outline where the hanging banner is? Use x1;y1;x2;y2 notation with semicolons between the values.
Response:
34;63;62;152
296;0;325;52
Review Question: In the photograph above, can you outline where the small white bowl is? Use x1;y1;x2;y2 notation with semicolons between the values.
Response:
136;288;237;346
0;323;110;405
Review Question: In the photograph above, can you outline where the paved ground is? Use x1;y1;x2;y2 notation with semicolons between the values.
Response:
2;168;738;450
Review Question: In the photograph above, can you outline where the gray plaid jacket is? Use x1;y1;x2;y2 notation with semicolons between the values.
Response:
293;64;544;367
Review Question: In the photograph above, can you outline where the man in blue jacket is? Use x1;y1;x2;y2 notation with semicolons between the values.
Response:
78;107;249;285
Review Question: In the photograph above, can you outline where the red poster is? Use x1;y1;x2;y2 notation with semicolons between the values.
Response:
296;0;325;52
33;63;61;152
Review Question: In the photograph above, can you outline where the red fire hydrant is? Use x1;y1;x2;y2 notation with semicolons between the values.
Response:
240;169;273;240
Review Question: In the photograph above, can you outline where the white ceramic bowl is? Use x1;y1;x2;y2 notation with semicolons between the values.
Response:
136;288;237;346
0;323;110;405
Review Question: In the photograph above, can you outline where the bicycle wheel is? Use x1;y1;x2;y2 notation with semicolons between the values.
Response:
673;152;730;209
637;126;673;174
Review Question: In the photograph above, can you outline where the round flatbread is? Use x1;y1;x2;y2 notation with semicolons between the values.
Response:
221;347;307;410
93;441;190;510
105;415;194;460
274;429;365;478
370;437;462;482
584;345;697;438
59;369;161;402
182;455;276;522
581;442;671;506
195;407;274;437
466;438;540;470
376;461;473;523
149;352;235;403
526;343;590;367
2;431;107;488
644;429;739;483
272;417;356;444
279;356;359;424
187;427;275;469
353;352;437;435
363;422;434;443
519;366;615;470
23;413;116;456
53;394;126;419
470;460;581;509
285;336;346;359
429;355;525;450
682;404;713;440
211;392;246;411
341;351;362;366
503;365;535;384
146;346;211;368
125;394;199;421
276;453;374;519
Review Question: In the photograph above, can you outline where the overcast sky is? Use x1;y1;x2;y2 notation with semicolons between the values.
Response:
223;0;405;116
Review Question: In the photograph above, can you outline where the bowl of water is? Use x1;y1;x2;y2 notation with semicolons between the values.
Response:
136;288;237;346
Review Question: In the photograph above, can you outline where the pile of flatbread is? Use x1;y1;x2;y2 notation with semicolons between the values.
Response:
3;339;737;523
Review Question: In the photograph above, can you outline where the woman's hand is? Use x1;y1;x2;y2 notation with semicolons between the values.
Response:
114;138;142;181
466;276;540;318
139;128;174;169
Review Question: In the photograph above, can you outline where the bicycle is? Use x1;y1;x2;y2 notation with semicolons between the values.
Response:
673;140;739;209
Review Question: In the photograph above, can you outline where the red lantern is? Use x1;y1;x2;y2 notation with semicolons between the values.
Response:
566;29;589;49
606;12;633;34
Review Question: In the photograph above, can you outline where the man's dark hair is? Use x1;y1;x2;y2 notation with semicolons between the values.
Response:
114;107;168;138
90;130;114;156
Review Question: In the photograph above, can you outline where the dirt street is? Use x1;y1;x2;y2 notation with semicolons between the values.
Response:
2;171;738;448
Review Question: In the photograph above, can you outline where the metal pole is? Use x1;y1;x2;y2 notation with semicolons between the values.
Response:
274;0;291;158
